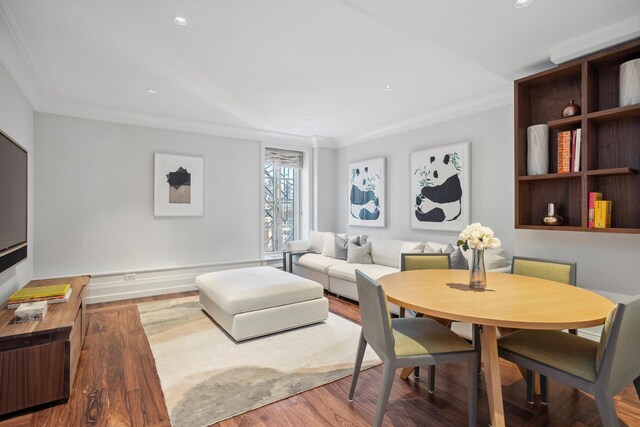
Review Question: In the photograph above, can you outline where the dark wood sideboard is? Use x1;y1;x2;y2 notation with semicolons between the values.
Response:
0;275;90;416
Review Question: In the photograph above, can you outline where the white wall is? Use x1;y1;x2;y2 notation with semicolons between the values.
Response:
0;60;34;302
34;113;262;277
335;106;515;256
314;146;337;233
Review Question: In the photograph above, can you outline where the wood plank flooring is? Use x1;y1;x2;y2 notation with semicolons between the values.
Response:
0;291;638;426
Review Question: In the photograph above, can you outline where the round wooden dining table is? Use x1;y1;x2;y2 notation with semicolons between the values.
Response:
377;269;613;427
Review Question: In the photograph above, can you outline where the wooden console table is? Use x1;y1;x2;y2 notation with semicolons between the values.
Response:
0;275;90;416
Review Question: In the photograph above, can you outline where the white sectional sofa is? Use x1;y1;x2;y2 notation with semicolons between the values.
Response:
288;232;511;307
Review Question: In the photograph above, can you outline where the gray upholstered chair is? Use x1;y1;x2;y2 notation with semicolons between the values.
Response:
348;270;478;427
498;295;640;427
511;255;577;402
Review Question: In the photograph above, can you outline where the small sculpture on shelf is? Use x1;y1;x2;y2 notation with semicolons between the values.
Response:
561;100;581;118
542;203;563;226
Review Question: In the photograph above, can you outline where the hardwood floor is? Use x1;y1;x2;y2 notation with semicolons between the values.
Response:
1;291;638;426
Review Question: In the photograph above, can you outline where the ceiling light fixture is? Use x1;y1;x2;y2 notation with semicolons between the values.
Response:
514;0;533;8
173;16;188;26
384;85;393;91
147;88;158;94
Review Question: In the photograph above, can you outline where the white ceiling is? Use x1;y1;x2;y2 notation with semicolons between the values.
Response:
0;0;638;144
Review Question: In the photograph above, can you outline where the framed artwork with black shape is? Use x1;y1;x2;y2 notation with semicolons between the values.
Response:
348;157;385;227
154;153;204;216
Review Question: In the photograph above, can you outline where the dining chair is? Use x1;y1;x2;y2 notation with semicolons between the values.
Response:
498;295;640;427
348;270;478;427
399;252;452;381
511;256;577;402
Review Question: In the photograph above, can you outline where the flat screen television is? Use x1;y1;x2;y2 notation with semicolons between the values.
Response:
0;129;27;273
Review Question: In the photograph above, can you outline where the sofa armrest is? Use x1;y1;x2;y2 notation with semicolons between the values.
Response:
286;240;310;251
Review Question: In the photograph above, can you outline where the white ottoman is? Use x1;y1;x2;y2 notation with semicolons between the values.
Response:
196;266;329;341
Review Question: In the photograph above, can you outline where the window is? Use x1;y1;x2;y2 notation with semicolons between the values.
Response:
264;148;302;253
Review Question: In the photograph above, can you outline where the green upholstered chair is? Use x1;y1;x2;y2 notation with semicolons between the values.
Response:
349;270;478;427
511;256;577;402
399;253;451;318
498;295;640;427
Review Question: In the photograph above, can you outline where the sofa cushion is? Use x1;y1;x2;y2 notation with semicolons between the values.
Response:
461;247;509;270
309;231;325;253
425;241;449;252
296;253;347;273
322;232;347;257
347;241;373;264
328;263;398;282
369;238;424;268
444;244;469;270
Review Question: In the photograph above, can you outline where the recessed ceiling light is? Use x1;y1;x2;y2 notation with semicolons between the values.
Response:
514;0;533;8
307;118;315;122
147;88;158;94
173;16;188;26
384;85;393;91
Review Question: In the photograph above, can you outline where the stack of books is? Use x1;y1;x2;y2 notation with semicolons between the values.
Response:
588;192;612;228
557;129;582;173
7;284;72;309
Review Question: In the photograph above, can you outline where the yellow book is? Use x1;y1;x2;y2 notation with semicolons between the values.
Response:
8;284;71;301
594;200;612;228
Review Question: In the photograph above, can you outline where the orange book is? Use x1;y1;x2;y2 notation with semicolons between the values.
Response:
557;131;571;173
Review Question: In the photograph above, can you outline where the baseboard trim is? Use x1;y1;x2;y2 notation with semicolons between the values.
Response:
86;258;280;304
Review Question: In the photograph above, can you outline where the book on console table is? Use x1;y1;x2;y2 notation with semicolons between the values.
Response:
7;286;72;309
14;301;48;323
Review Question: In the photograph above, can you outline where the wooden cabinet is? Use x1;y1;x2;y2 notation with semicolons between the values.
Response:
0;276;90;416
515;39;640;233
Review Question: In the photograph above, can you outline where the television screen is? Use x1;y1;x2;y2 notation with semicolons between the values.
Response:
0;129;27;271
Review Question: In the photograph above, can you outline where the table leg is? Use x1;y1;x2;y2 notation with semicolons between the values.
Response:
481;325;505;427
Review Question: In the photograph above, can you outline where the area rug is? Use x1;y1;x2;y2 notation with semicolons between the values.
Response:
138;296;381;427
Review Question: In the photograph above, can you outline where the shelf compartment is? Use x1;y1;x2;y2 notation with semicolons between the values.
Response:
548;115;582;129
586;167;638;177
587;174;640;230
518;172;582;181
590;117;640;171
587;103;640;123
517;179;582;228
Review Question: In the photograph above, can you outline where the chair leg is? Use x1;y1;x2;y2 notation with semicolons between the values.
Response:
540;375;549;405
473;324;482;378
634;375;640;400
348;332;367;401
399;307;405;318
373;362;396;427
595;390;620;427
428;365;436;394
526;370;535;405
569;328;578;335
414;366;420;379
467;357;478;427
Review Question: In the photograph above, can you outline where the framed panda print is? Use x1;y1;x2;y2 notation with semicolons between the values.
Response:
410;142;470;231
348;157;386;227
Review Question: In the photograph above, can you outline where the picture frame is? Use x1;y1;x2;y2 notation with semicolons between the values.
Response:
348;157;385;227
410;142;470;231
154;153;204;216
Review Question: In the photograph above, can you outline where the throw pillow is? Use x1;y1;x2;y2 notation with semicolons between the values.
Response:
334;235;360;260
444;243;469;270
308;231;324;253
422;244;443;254
322;232;346;258
347;242;373;264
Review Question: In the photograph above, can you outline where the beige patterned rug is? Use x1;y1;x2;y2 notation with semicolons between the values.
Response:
138;296;380;427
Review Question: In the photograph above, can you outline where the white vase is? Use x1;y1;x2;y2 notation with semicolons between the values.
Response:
527;124;549;175
620;58;640;107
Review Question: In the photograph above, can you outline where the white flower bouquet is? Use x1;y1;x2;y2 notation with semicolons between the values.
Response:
457;223;501;251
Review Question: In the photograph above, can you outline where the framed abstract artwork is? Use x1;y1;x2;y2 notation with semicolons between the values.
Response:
154;153;204;216
348;157;385;227
410;142;470;231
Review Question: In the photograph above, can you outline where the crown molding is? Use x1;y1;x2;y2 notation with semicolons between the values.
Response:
38;98;315;146
550;17;640;65
311;136;337;149
0;1;46;108
335;88;512;147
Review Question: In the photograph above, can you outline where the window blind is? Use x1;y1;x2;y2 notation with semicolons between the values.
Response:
265;148;303;169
